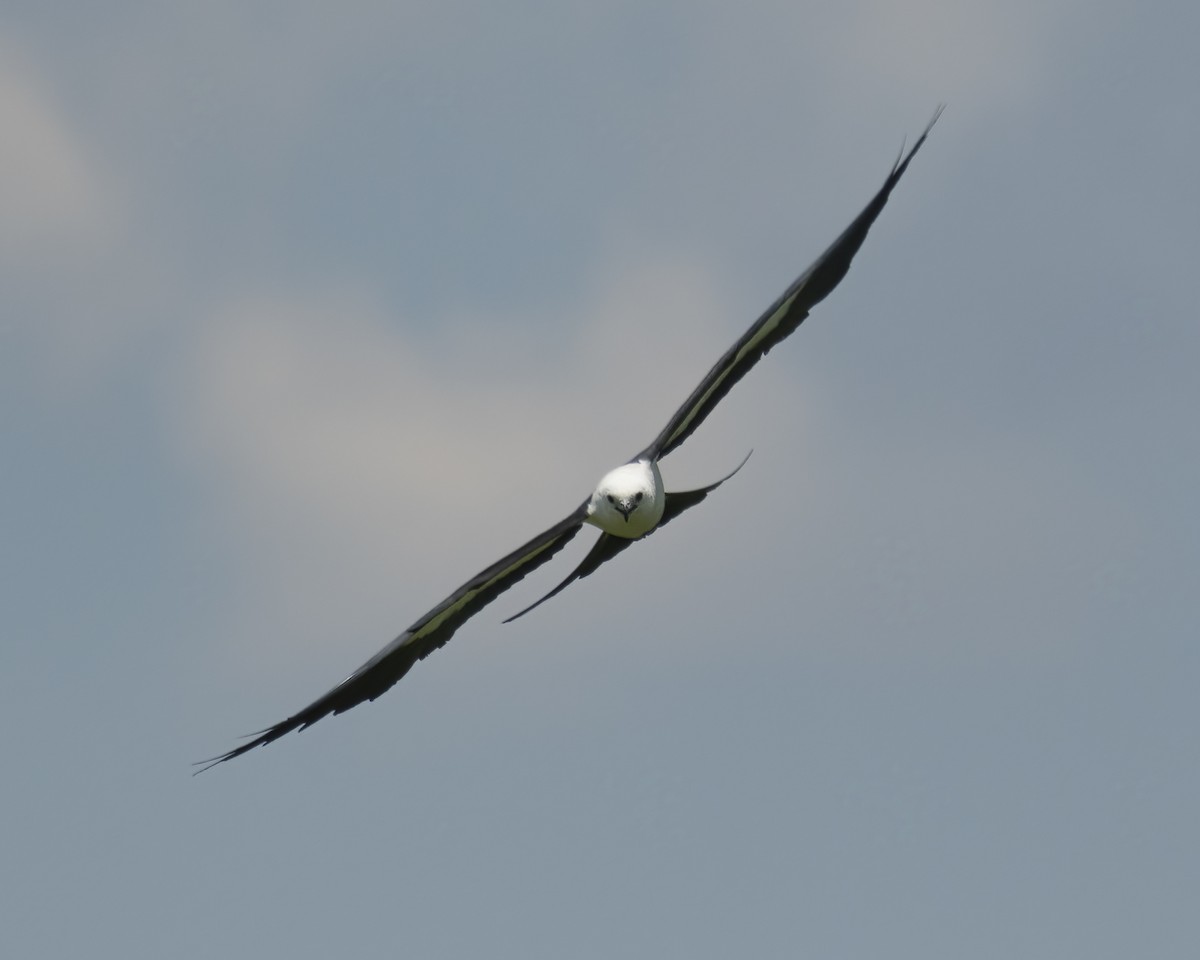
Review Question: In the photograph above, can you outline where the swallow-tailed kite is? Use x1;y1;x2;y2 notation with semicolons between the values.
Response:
197;110;941;772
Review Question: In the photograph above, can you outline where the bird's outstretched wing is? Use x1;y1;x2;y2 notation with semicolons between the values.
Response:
502;452;752;624
196;502;590;772
637;107;942;463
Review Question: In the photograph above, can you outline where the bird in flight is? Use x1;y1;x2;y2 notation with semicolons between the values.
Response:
197;109;941;772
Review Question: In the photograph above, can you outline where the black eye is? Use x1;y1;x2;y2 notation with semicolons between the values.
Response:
606;494;615;503
634;491;644;502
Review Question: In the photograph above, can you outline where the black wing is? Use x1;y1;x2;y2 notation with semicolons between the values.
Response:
196;501;590;772
637;108;941;463
502;452;752;623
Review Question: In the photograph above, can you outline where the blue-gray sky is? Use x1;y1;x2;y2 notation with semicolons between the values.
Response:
3;3;1197;957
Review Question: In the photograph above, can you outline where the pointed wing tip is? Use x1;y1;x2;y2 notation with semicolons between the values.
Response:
192;741;259;775
713;449;754;486
502;579;569;623
192;720;294;774
914;103;945;152
892;105;945;176
191;749;241;776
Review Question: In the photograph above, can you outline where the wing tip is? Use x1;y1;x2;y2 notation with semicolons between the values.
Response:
891;104;945;179
192;733;268;775
192;716;306;775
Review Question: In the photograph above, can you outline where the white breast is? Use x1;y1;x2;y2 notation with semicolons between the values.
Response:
587;459;665;538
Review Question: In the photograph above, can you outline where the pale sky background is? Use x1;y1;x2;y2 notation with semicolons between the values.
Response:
3;3;1197;958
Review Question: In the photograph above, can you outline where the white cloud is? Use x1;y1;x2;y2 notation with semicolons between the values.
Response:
0;45;114;258
171;252;740;674
828;0;1075;113
666;0;1076;124
177;252;734;530
0;41;142;389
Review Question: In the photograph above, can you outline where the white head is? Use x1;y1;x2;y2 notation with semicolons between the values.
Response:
587;459;665;539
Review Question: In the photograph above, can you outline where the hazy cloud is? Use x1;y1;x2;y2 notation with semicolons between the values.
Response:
0;45;112;253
